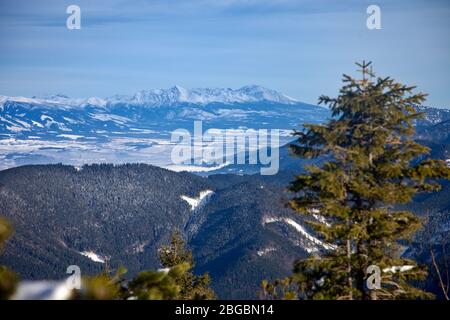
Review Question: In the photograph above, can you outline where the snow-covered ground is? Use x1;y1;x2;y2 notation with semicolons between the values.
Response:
164;163;229;173
79;251;106;263
257;247;276;257
383;265;415;273
11;281;73;300
0;132;292;172
180;190;214;211
0;136;175;171
263;216;335;253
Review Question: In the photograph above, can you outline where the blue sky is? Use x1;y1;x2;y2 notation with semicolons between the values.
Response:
0;0;449;107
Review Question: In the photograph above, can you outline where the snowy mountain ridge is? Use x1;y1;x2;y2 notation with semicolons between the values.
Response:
0;85;298;109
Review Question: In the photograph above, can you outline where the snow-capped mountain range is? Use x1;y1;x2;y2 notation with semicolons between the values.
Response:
0;85;298;110
0;85;330;170
0;84;325;136
108;85;298;106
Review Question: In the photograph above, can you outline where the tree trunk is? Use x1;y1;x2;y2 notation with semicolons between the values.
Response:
347;238;353;300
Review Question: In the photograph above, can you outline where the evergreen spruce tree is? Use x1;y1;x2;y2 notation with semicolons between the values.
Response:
264;62;450;300
72;267;127;300
73;231;215;300
127;263;191;300
73;264;192;300
158;231;216;300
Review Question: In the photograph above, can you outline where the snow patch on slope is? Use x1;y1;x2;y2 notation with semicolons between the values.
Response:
309;208;331;227
80;251;106;263
257;247;276;257
263;216;335;253
383;265;415;273
181;190;214;211
165;162;229;173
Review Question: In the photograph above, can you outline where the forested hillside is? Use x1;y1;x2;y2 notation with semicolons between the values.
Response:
0;163;315;298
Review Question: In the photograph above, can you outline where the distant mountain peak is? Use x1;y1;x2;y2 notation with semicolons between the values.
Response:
0;85;298;109
107;85;298;107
